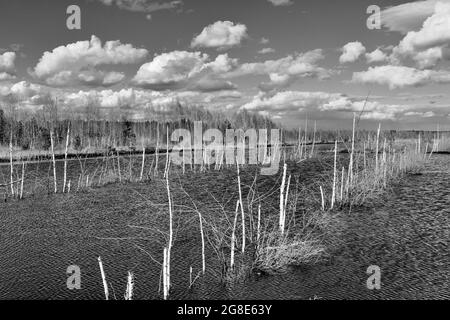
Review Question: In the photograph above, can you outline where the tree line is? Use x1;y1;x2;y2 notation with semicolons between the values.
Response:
0;103;277;152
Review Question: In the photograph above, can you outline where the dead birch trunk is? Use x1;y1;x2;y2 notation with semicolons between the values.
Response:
50;130;57;193
196;208;206;274
283;175;291;229
20;161;25;199
257;203;261;243
124;271;134;300
279;163;287;233
310;121;316;157
236;162;246;253
165;172;173;290
230;200;240;270
375;124;381;173
155;124;159;176
63;126;70;193
164;125;170;178
140;144;146;181
331;140;337;208
320;186;325;211
9;136;14;197
117;151;122;182
97;256;109;300
163;247;169;300
349;113;356;185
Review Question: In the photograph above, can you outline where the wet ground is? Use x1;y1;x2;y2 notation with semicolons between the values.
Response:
0;154;448;299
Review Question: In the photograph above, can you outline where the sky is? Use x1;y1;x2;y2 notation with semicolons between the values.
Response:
1;0;450;130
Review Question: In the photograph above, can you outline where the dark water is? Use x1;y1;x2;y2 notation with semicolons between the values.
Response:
0;154;448;300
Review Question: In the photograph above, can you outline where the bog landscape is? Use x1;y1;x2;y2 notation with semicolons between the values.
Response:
0;0;449;300
0;106;448;299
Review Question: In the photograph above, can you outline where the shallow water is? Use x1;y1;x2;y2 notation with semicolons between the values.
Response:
0;154;448;300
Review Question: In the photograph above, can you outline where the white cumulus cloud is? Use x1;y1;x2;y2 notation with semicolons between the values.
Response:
267;0;293;6
96;0;183;14
390;1;450;68
33;35;148;86
133;51;238;91
0;52;16;80
0;73;16;81
352;65;450;89
380;0;445;34
133;51;209;89
258;48;276;54
241;90;410;121
226;49;330;91
242;91;338;112
339;42;366;64
365;48;388;63
0;52;16;72
191;21;248;51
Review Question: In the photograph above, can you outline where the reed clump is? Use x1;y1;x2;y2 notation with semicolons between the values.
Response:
200;164;327;283
253;227;324;274
323;123;429;209
431;135;450;152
